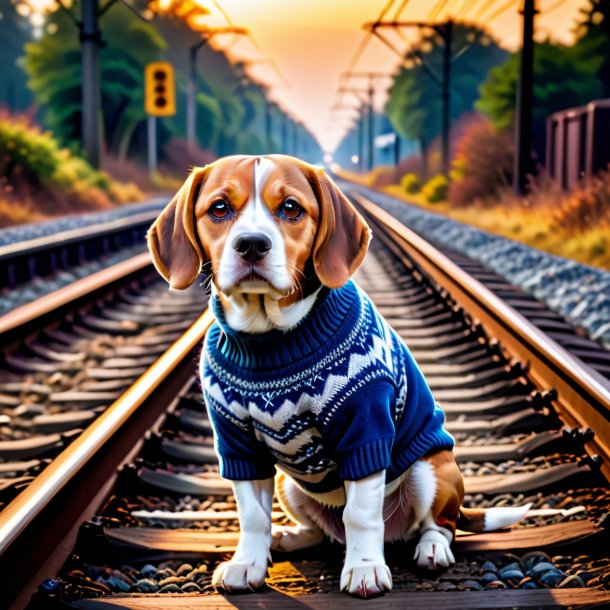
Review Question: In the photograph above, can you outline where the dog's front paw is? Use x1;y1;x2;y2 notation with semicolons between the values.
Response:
212;558;268;593
340;561;392;598
413;529;455;569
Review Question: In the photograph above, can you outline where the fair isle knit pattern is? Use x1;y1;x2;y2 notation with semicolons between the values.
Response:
201;280;454;494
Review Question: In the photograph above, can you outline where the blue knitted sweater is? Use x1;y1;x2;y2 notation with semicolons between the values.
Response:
201;281;454;494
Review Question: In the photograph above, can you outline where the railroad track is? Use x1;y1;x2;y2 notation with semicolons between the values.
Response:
0;207;164;316
2;193;610;609
345;182;610;381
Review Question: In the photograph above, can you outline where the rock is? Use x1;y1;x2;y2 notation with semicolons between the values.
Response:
558;575;585;588
539;571;565;587
177;563;193;576
499;562;521;576
480;560;497;573
481;572;498;584
108;576;131;592
500;554;521;567
135;578;159;592
486;580;507;589
529;562;558;577
140;564;158;579
459;580;484;591
519;551;550;572
519;577;538;589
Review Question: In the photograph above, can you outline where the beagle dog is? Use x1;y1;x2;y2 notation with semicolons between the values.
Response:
147;155;529;599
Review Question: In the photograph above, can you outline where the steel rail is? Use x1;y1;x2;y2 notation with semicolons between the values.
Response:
0;205;167;291
0;307;214;606
0;209;162;261
0;252;152;340
0;308;213;552
353;192;610;480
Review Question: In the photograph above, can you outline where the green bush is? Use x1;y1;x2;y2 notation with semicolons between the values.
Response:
422;174;448;203
0;116;115;196
400;173;421;194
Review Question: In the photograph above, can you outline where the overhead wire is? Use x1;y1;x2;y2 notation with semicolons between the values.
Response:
486;0;518;23
331;0;402;150
545;0;570;15
428;0;451;21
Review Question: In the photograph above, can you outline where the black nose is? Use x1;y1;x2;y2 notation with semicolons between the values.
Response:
233;232;272;262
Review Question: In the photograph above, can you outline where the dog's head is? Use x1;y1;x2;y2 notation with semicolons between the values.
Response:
147;154;370;331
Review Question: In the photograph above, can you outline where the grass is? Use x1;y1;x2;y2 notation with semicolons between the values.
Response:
0;109;145;228
338;168;610;271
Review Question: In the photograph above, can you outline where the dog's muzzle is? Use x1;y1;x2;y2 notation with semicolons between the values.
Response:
233;232;272;263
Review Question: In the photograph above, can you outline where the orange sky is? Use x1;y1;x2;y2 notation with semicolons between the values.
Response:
199;0;589;152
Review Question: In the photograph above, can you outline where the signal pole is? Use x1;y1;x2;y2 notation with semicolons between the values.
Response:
81;0;101;168
147;117;157;174
341;72;393;172
514;0;537;195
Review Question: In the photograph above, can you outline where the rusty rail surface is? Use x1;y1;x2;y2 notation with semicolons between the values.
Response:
0;260;213;605
354;192;610;481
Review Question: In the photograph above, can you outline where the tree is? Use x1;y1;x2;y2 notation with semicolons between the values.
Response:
21;2;322;166
23;3;166;160
573;0;610;97
477;41;603;160
386;22;507;177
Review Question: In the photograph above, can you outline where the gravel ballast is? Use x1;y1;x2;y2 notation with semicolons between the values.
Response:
346;183;610;348
0;198;168;247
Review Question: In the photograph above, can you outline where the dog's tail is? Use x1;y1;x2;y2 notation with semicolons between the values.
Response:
457;503;531;533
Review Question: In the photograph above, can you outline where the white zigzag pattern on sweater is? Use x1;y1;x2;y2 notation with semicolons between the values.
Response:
203;324;398;443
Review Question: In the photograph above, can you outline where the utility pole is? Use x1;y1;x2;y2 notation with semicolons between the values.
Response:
341;72;393;172
364;21;454;179
441;20;453;178
358;106;365;171
336;89;369;170
292;121;298;157
281;113;288;153
187;27;246;152
81;0;101;168
264;100;272;151
187;40;207;153
332;99;364;170
367;85;374;171
394;131;401;167
514;0;537;195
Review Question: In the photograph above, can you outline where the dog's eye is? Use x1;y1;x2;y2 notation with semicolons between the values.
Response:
209;200;231;219
279;199;303;221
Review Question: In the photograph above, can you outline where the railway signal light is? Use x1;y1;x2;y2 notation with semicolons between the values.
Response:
145;62;176;117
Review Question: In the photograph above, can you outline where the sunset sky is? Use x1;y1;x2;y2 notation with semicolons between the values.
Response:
202;0;589;151
25;0;591;151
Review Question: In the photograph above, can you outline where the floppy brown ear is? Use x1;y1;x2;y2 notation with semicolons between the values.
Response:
310;169;371;289
147;167;208;290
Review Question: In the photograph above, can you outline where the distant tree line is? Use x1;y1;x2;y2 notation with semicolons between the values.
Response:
336;0;610;176
0;0;321;169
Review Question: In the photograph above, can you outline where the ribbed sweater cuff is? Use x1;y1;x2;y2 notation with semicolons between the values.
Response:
393;427;455;476
220;457;276;481
338;437;393;481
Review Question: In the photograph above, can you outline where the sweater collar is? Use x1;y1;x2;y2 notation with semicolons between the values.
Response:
210;280;362;371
